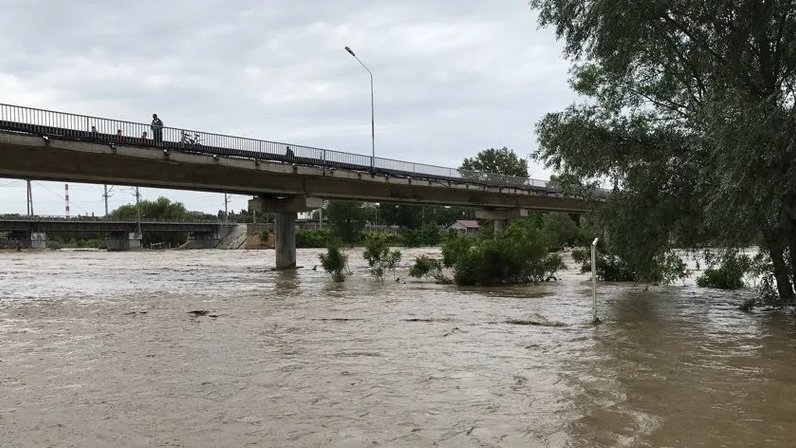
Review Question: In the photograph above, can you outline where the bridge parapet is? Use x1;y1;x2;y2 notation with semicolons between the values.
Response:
0;102;558;191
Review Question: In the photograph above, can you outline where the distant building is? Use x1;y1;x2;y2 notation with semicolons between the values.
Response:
448;219;480;234
297;211;315;221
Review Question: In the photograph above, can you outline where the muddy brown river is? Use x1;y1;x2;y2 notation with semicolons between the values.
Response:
1;248;795;447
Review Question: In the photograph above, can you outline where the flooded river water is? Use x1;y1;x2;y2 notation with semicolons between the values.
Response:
1;248;795;447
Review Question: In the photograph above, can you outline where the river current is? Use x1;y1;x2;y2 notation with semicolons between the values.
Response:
1;248;795;447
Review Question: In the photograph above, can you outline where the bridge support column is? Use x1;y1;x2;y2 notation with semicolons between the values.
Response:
249;196;322;270
30;232;47;250
275;212;297;269
476;208;528;237
186;231;221;249
106;232;142;251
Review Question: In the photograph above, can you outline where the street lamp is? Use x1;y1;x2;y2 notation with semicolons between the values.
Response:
344;46;375;171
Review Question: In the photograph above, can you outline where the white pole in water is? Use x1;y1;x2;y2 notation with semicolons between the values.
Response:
591;237;599;322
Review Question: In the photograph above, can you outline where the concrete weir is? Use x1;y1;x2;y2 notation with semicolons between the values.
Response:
249;196;321;270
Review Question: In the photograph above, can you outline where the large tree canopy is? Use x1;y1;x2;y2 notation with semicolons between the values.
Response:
531;0;796;301
460;147;529;177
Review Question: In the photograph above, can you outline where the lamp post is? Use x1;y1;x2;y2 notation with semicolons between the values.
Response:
344;46;375;171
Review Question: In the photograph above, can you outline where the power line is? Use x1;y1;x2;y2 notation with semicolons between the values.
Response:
36;182;92;215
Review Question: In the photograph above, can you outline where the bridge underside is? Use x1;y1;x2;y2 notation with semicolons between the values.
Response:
0;133;589;212
0;133;594;268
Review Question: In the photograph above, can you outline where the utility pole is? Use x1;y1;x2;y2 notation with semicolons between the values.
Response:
135;186;142;235
103;184;109;216
224;193;230;222
26;180;33;216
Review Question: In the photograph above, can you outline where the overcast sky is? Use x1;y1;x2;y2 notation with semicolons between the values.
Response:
0;0;576;216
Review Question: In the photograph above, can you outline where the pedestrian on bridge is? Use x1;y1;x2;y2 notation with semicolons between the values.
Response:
151;113;163;145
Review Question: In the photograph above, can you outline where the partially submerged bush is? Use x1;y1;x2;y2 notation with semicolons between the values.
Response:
319;243;349;282
444;220;566;286
575;243;687;284
696;253;751;290
409;255;448;282
441;232;473;268
542;253;566;280
576;247;636;282
401;224;442;247
571;247;589;265
362;234;402;280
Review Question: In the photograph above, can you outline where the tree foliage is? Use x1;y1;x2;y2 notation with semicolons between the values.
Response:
295;229;333;248
319;243;349;282
325;201;368;244
408;255;447;283
443;220;565;286
531;0;796;302
697;253;752;290
109;197;209;247
362;234;402;281
460;147;529;178
540;212;579;249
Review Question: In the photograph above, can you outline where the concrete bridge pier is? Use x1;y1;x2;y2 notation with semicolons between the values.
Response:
476;208;528;236
249;196;322;270
184;225;237;249
274;213;297;268
7;230;40;249
30;232;47;249
106;232;142;251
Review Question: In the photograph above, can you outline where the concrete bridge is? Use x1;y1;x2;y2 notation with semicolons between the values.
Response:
0;103;598;268
0;217;237;250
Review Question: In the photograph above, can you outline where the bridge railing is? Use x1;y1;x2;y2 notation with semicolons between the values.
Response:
0;215;231;224
0;103;552;191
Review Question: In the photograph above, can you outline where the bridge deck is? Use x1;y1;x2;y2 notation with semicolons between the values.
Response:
0;218;233;233
0;103;551;192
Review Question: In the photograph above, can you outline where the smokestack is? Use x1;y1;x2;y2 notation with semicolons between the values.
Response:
65;183;70;218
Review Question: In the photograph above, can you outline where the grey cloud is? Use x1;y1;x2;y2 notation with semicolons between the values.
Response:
0;0;576;215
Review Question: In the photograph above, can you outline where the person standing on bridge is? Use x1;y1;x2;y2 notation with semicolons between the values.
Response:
151;114;164;145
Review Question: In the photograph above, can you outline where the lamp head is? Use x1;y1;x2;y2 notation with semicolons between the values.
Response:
344;46;355;56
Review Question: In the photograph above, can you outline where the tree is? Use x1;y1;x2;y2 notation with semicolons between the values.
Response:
325;201;368;243
319;243;349;282
376;203;423;229
530;0;796;302
540;212;579;249
460;147;529;178
362;234;402;281
110;197;209;247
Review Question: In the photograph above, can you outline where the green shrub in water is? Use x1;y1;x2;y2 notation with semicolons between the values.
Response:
409;255;449;283
696;254;751;290
319;243;349;282
445;220;566;286
362;234;402;281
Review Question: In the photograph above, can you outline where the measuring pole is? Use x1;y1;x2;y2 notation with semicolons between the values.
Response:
591;237;599;322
